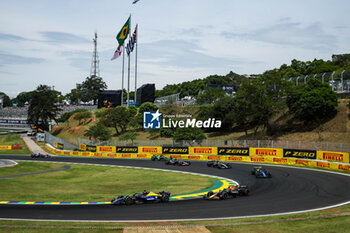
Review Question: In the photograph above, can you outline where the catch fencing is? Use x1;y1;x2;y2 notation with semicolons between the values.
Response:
45;131;78;150
288;69;350;92
77;138;349;153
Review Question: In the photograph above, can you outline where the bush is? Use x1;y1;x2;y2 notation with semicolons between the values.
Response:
74;111;92;125
57;108;88;123
84;122;111;141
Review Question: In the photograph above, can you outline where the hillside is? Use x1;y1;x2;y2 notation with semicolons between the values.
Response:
51;99;350;145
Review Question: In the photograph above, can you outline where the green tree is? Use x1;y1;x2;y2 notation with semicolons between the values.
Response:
84;122;111;141
100;106;137;135
80;75;107;104
287;79;338;122
73;111;92;125
119;131;137;144
173;127;206;142
56;108;88;123
66;88;81;105
196;87;226;104
136;102;158;128
13;91;33;107
27;85;61;130
0;92;12;107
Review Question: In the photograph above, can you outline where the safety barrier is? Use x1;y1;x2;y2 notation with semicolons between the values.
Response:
0;144;21;150
46;144;350;173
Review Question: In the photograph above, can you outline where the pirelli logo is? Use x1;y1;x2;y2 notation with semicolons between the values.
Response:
122;154;131;158
162;147;188;154
116;147;138;153
218;147;249;156
317;162;330;168
273;158;288;163
142;148;158;153
227;156;243;161
251;157;264;162
338;164;350;172
188;155;201;160
256;149;277;156
284;149;316;159
171;155;182;159
295;160;309;166
208;156;221;160
98;146;114;152
323;152;343;162
137;154;147;158
193;148;212;154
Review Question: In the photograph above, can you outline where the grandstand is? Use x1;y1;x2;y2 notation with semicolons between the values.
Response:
0;105;97;118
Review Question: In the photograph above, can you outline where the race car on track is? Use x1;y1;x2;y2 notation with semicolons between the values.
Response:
251;166;272;178
165;157;191;166
151;154;167;161
31;153;51;158
207;160;232;169
203;185;249;200
111;190;170;205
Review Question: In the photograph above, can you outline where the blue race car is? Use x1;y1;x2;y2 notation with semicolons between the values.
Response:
31;153;51;158
111;190;170;205
251;166;272;178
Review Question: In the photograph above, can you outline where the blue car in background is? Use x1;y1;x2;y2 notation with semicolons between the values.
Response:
251;166;272;178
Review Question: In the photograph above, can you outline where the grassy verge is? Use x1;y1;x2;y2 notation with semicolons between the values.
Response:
0;161;215;202
0;204;348;232
0;134;30;155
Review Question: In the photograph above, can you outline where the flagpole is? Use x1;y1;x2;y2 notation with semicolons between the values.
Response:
121;44;125;106
127;16;131;108
134;24;138;103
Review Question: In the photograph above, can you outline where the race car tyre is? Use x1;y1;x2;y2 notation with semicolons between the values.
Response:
206;191;214;197
125;197;134;205
221;192;228;200
251;171;255;175
241;189;249;196
134;199;144;205
161;195;169;202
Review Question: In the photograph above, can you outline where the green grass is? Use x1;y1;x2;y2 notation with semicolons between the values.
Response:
0;161;215;202
0;134;30;155
206;215;350;233
0;205;348;232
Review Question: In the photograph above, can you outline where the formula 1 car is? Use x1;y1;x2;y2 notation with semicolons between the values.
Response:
203;185;249;200
31;153;51;158
207;160;232;169
165;157;191;166
110;195;134;205
251;166;272;178
151;154;167;161
111;191;170;205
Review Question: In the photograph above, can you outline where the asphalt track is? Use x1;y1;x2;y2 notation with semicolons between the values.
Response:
0;155;350;221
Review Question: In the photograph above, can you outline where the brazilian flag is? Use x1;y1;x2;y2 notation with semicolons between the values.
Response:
116;16;130;46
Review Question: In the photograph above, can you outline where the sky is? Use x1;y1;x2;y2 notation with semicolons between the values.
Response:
0;0;349;98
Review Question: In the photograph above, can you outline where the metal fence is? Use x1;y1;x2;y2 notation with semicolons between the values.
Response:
288;69;350;92
76;138;349;153
45;131;78;150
